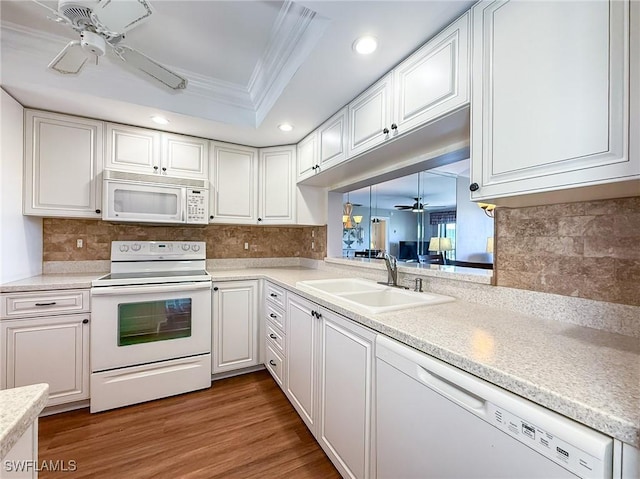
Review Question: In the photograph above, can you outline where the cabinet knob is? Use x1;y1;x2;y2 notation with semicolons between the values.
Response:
315;164;320;170
383;128;390;135
162;167;167;172
153;166;159;171
95;209;101;214
257;218;262;222
391;123;398;130
213;287;219;291
269;333;278;340
82;319;89;324
311;165;317;170
269;313;277;318
270;293;277;298
469;182;480;192
209;215;214;219
269;360;277;367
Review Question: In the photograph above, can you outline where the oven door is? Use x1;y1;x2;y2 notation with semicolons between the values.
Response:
91;282;211;372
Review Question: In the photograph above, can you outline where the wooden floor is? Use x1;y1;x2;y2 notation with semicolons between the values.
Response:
39;371;341;478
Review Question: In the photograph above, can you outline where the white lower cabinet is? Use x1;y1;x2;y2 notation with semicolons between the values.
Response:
1;314;90;407
318;309;375;479
211;280;259;374
281;291;374;479
0;423;38;479
285;293;319;432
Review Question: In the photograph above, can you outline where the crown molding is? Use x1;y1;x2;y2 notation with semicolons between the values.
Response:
248;1;329;126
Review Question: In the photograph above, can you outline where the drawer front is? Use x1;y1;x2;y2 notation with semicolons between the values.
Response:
265;344;284;388
1;290;90;319
265;282;286;309
265;303;285;332
266;319;285;356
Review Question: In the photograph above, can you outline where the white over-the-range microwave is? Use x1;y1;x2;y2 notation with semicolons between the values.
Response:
102;170;209;225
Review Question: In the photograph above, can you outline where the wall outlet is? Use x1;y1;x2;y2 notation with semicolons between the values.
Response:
76;239;83;248
244;242;249;250
311;241;315;250
312;230;315;238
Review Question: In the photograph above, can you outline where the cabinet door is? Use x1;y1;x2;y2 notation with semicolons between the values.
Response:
24;110;103;218
210;142;258;224
212;281;258;373
394;12;469;134
259;146;295;225
286;293;319;434
297;130;318;181
319;107;348;169
1;314;90;406
105;123;161;174
162;133;209;179
470;0;636;202
318;309;374;479
348;73;393;158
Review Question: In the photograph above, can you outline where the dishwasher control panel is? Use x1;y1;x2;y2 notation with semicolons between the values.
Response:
488;403;609;479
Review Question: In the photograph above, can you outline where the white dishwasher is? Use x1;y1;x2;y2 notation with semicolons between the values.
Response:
375;335;613;479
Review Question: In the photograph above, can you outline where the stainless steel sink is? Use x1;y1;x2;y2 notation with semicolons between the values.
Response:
296;278;454;313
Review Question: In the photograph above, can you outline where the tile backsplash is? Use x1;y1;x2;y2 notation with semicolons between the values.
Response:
43;219;327;261
495;196;640;306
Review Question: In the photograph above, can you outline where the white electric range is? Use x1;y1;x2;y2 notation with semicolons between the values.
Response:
90;241;212;413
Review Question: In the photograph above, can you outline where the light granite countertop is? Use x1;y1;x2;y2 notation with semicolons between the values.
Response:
0;273;104;292
0;383;48;459
1;267;638;448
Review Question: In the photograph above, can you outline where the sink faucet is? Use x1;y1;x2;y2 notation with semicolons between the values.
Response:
382;252;398;287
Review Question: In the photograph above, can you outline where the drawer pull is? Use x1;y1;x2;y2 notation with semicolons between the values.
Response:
269;313;277;319
269;360;277;367
35;302;57;306
270;293;278;298
269;333;278;340
82;319;89;324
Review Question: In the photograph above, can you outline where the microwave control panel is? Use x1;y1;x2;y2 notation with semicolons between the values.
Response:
186;189;208;224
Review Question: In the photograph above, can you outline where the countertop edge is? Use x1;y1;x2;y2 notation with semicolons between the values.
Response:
0;383;49;460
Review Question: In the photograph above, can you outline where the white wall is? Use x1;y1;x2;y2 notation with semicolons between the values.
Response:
455;175;493;262
0;89;42;282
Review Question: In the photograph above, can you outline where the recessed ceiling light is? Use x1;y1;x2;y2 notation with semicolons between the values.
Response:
151;115;170;125
353;36;378;55
278;123;293;132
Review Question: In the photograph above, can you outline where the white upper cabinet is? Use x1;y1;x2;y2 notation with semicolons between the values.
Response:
348;73;394;158
106;123;208;179
297;130;319;182
106;123;160;173
319;107;348;170
259;146;296;225
394;12;469;133
162;133;209;179
24;110;103;218
470;0;639;203
209;142;258;224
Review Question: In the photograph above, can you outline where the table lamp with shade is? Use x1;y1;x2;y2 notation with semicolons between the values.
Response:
428;237;453;263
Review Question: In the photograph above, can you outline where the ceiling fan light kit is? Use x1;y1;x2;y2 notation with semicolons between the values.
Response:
36;0;188;90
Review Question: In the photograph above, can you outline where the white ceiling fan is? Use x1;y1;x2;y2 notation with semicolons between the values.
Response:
33;0;188;90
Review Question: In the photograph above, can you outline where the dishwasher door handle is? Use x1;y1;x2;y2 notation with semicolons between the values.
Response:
416;365;486;413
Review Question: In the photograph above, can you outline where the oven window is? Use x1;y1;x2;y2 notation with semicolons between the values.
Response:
118;298;192;346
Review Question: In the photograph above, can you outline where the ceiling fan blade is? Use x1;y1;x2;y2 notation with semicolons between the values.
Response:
48;41;89;75
91;0;153;34
113;45;187;90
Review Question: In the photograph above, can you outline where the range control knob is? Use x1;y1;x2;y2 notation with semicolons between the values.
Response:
191;244;200;252
131;243;141;251
182;243;191;251
119;244;129;252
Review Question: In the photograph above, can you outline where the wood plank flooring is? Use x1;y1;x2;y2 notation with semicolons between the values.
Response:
38;371;341;478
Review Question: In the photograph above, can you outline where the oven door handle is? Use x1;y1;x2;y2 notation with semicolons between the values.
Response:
91;282;212;296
